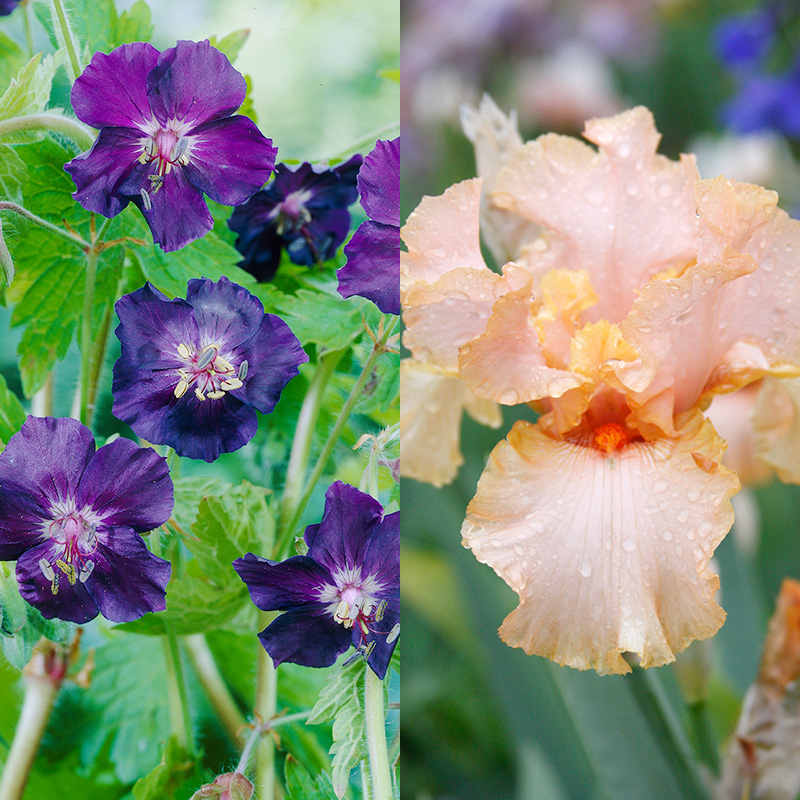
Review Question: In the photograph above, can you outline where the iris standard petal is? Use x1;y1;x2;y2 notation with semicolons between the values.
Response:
74;437;173;533
233;553;335;610
146;39;246;129
182;116;277;206
71;42;160;130
258;605;352;669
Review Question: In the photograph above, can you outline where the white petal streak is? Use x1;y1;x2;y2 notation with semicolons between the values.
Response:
462;412;739;674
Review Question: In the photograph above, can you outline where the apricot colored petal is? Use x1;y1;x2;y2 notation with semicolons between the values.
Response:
459;279;589;405
753;376;800;484
403;263;529;370
461;95;540;265
493;107;699;322
400;179;487;291
400;360;500;487
462;410;739;675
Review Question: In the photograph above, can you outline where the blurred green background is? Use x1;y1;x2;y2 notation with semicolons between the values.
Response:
400;1;800;798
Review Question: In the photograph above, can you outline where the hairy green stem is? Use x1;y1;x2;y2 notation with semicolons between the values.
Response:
364;668;392;800
22;1;34;60
627;667;712;800
184;633;246;745
0;201;89;249
285;317;397;540
277;349;346;556
0;113;95;150
50;0;82;82
78;243;98;426
254;610;278;800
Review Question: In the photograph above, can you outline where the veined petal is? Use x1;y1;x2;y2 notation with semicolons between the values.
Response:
71;42;159;130
183;116;277;206
399;360;501;487
753;376;800;484
357;138;399;226
492;107;700;323
401;179;488;291
234;553;335;610
361;511;400;590
459;279;589;405
74;437;173;532
147;40;246;128
403;263;530;370
462;411;739;675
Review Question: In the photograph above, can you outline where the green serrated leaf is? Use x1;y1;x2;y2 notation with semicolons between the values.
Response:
209;29;250;63
308;659;367;798
0;213;13;287
251;284;366;353
284;755;339;800
0;142;28;203
114;0;154;48
0;52;62;144
0;30;27;92
132;736;194;800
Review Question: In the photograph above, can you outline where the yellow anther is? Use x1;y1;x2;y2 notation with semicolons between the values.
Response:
375;599;387;622
334;599;349;624
174;379;189;399
387;623;400;644
56;559;77;586
215;356;234;373
195;387;206;401
51;576;59;595
200;343;218;354
206;390;225;399
363;641;376;659
177;343;191;359
221;378;243;391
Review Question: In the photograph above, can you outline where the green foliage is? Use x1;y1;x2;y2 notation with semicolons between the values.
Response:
0;370;26;448
284;755;339;800
0;30;26;91
0;52;62;144
209;29;250;64
132;736;196;800
0;143;26;202
308;659;368;798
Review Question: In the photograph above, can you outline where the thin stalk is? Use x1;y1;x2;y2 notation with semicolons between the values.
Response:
627;667;712;800
364;668;392;800
361;758;373;800
31;373;54;417
254;611;278;800
284;318;397;542
0;113;95;150
50;0;82;83
184;633;246;745
0;201;89;249
162;624;195;759
22;1;34;60
234;723;262;776
79;240;98;426
277;349;346;554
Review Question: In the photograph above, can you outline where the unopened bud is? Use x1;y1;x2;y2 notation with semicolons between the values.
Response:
191;772;254;800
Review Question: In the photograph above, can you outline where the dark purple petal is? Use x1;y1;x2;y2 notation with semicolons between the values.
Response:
228;218;284;282
182;116;277;206
237;313;307;414
337;220;401;315
258;605;352;669
358;138;399;226
114;283;199;370
84;526;171;622
64;126;144;217
16;541;99;624
74;437;173;532
233;553;333;610
0;0;20;15
303;482;384;575
0;417;94;509
147;40;246;129
185;277;266;352
361;510;400;591
0;489;48;560
128;165;214;252
71;42;160;130
356;597;399;679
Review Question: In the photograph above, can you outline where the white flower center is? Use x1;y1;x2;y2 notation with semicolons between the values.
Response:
173;341;247;402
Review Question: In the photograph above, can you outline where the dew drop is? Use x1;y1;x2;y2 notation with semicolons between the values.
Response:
622;537;637;552
579;560;593;578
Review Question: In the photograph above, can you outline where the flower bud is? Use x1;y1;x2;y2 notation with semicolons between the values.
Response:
191;772;254;800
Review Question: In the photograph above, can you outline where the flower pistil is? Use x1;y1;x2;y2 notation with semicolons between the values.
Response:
173;342;246;402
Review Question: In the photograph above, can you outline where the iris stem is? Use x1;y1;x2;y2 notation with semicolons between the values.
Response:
0;642;68;800
49;0;82;83
627;666;712;800
277;348;346;556
183;633;246;746
284;317;398;543
254;610;278;800
0;201;90;250
162;623;195;759
364;667;392;800
0;113;95;151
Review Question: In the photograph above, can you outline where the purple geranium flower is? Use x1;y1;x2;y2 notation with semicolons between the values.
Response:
0;0;20;16
714;10;775;67
234;481;399;679
228;155;363;282
337;138;400;316
0;416;172;624
112;276;307;462
64;40;277;252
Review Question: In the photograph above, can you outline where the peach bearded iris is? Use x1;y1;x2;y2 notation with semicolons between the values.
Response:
401;106;800;674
